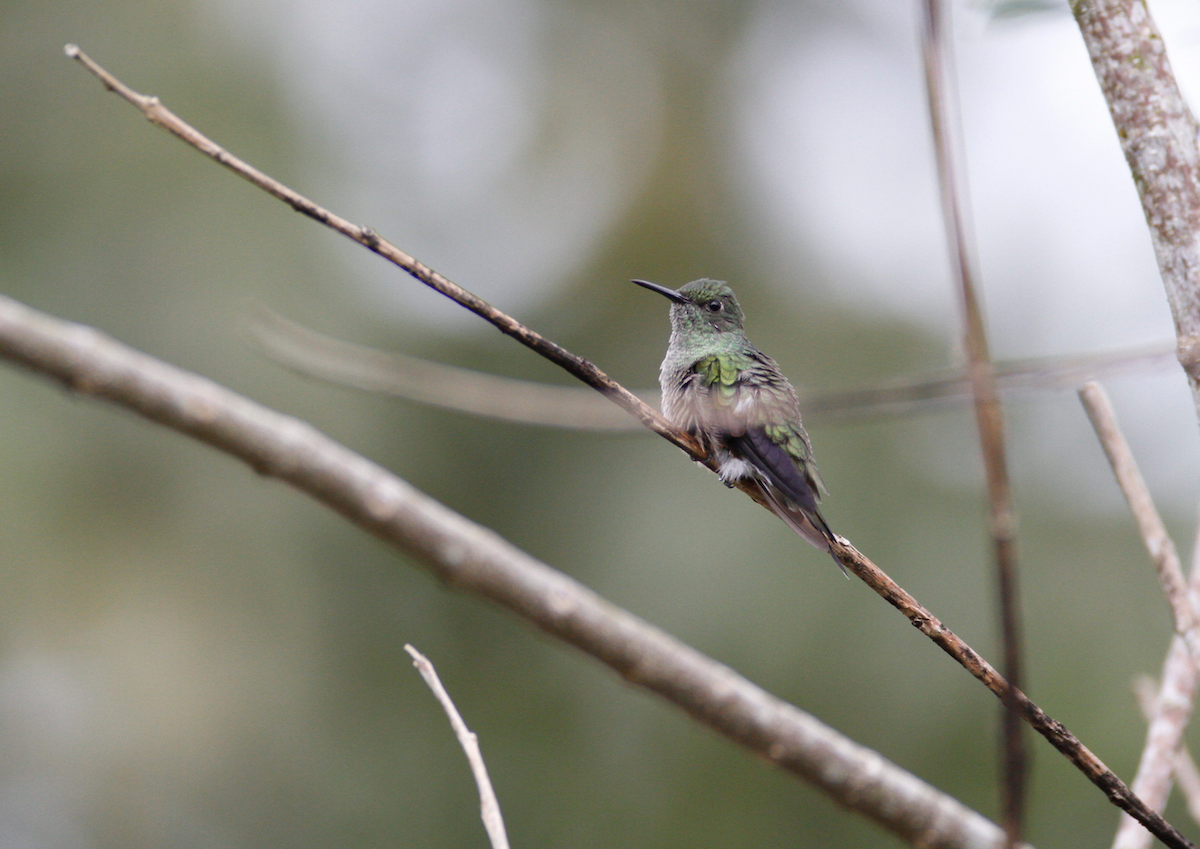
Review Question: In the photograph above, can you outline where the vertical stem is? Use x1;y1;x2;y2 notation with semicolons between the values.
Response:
920;1;1027;843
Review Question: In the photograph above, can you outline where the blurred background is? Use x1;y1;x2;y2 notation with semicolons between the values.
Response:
3;0;1200;846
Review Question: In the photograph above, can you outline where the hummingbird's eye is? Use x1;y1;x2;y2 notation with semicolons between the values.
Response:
705;300;723;313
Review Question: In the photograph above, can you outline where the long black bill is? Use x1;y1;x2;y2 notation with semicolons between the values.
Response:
632;279;689;304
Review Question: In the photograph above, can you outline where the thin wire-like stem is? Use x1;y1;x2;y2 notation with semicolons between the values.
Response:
405;645;509;849
61;47;1195;849
251;309;1175;428
920;2;1025;842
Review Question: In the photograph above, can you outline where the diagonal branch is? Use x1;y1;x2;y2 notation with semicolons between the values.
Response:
0;292;1019;849
1135;674;1200;827
61;46;1195;849
1079;382;1198;654
59;44;693;458
1081;383;1200;849
1078;380;1200;849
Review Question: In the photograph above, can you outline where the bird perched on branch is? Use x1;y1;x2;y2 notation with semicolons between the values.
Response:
634;278;841;573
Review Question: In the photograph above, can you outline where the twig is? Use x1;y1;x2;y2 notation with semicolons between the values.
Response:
60;48;1195;849
1079;382;1199;655
1134;675;1200;829
60;44;696;460
1180;751;1200;828
405;645;509;849
1081;382;1200;849
920;1;1026;841
828;534;1195;847
250;309;1175;428
1118;645;1199;849
0;293;1026;849
1179;752;1200;826
1070;0;1200;424
1113;509;1200;849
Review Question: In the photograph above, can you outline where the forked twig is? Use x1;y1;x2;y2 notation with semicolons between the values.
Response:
406;645;509;849
1119;643;1199;849
60;45;1194;849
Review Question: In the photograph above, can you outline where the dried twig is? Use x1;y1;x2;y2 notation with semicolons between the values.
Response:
60;46;1195;849
1134;675;1200;829
1112;509;1200;849
921;1;1025;840
1080;382;1200;849
1119;645;1200;849
1068;0;1200;837
1079;382;1198;653
405;645;509;849
59;45;693;458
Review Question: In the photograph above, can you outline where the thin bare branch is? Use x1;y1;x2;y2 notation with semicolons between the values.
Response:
808;341;1175;421
405;645;509;849
251;309;1174;428
1134;675;1200;830
61;48;1195;849
61;44;695;459
0;292;1025;849
1115;511;1200;849
1178;741;1200;827
1118;645;1199;849
1081;382;1200;849
920;1;1026;840
1079;382;1197;651
1068;0;1200;837
827;534;1194;846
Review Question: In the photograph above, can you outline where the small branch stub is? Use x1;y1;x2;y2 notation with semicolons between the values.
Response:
405;645;510;849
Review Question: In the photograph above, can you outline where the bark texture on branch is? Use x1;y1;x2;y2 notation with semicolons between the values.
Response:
1071;0;1200;418
0;293;1023;849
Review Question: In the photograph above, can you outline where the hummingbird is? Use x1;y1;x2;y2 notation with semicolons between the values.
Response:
634;278;841;571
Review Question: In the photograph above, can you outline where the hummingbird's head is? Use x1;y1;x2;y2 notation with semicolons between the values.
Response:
632;278;746;337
